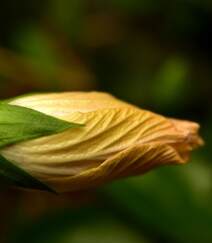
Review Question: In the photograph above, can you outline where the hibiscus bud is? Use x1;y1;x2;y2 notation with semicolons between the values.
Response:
0;92;203;192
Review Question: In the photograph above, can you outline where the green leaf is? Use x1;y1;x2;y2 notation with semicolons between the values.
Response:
0;103;82;148
0;154;55;192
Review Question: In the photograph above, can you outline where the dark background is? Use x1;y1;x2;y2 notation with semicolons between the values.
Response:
0;1;211;243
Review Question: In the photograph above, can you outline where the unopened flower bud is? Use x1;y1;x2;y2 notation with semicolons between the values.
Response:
0;92;203;192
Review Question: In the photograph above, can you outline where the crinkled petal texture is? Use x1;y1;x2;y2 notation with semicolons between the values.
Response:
1;92;203;192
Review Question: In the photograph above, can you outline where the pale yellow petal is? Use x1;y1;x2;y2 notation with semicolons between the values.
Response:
169;119;204;147
169;119;204;161
9;92;130;116
1;91;203;192
1;106;187;191
44;143;183;192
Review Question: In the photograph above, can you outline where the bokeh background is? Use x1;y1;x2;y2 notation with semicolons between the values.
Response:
0;1;211;242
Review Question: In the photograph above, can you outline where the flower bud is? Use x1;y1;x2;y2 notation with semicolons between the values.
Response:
0;92;203;192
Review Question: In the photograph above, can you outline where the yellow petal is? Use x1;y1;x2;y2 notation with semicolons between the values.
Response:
1;92;203;192
169;119;204;161
43;143;184;192
9;92;129;116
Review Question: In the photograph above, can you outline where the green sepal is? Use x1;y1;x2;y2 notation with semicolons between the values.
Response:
0;154;55;192
0;103;83;148
0;102;83;192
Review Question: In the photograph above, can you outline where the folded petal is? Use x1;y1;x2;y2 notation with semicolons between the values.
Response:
1;107;180;165
169;119;204;161
9;92;129;116
0;92;203;192
44;143;184;192
1;106;192;192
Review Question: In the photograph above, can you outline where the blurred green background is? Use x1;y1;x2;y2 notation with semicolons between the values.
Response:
0;1;211;242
